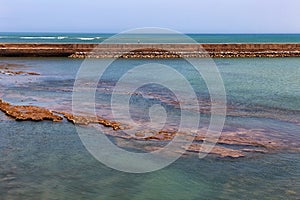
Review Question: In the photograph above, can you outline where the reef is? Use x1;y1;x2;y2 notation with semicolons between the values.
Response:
0;62;40;76
186;144;245;158
124;128;282;158
0;98;296;158
0;70;40;76
55;111;122;130
0;99;62;122
0;99;122;130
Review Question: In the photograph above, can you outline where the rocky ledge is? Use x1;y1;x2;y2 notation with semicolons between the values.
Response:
0;99;122;130
1;98;298;158
0;70;40;76
0;99;63;122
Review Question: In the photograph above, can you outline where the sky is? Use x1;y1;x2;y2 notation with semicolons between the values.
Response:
1;0;300;33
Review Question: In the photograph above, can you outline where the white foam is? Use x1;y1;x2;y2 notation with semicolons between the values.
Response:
57;36;68;40
77;37;95;41
20;36;57;40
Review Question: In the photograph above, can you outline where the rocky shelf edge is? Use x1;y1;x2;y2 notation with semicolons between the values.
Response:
1;98;298;158
0;99;123;130
1;43;300;58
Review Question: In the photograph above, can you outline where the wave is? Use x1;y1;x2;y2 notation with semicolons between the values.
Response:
0;35;102;42
58;36;68;40
19;36;68;40
20;36;56;40
77;37;95;41
75;37;103;41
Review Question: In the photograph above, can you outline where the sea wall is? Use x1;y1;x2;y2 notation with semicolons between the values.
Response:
1;43;300;58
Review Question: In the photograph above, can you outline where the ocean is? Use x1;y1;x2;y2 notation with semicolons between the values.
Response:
0;56;299;199
1;33;300;43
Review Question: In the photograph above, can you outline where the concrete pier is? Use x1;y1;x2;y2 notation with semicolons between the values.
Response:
1;43;300;58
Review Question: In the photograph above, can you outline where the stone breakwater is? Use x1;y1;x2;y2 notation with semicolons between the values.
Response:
1;43;300;58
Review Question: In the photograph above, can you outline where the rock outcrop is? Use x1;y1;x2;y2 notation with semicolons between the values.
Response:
0;98;295;158
0;99;122;130
0;99;62;122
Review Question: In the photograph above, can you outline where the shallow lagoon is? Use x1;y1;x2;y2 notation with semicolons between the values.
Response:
0;57;299;199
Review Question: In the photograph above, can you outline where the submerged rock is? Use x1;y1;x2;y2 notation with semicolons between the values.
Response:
185;143;245;158
0;99;124;130
0;98;295;158
56;111;122;130
0;70;40;76
0;99;62;122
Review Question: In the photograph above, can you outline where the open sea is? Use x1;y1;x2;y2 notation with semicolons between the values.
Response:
1;33;300;43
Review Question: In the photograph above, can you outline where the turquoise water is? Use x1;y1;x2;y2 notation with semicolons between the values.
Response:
0;120;299;199
1;33;300;43
0;57;299;199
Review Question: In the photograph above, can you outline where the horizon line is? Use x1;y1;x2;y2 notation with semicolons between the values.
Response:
1;32;300;35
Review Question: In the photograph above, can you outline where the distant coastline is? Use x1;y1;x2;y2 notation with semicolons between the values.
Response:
1;43;300;58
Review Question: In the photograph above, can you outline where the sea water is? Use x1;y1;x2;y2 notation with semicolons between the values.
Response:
1;33;300;43
0;57;299;199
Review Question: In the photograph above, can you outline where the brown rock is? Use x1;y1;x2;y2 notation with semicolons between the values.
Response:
0;99;62;122
56;111;122;130
185;143;245;158
0;70;40;76
144;130;178;141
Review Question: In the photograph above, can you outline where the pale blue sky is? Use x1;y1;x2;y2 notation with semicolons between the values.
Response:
1;0;300;33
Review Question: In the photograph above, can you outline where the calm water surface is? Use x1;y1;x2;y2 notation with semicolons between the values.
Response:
0;57;299;199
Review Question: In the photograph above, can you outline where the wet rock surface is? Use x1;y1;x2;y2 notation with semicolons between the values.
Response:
0;99;62;122
0;98;297;158
185;144;245;158
0;62;40;76
0;70;40;76
0;98;124;131
118;128;285;158
55;111;123;130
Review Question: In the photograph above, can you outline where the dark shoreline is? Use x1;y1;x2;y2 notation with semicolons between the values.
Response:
1;43;300;58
